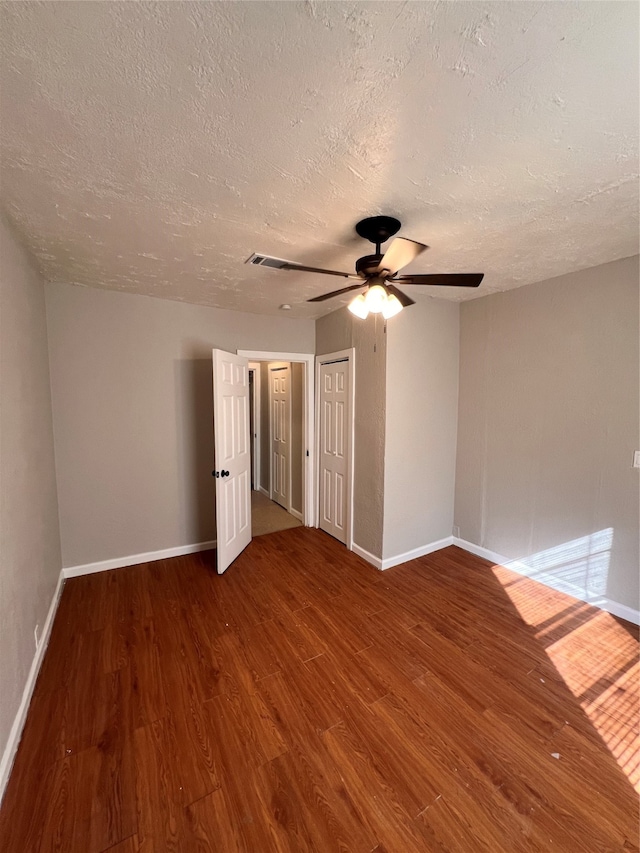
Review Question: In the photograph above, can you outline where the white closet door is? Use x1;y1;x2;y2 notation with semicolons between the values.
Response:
319;359;349;544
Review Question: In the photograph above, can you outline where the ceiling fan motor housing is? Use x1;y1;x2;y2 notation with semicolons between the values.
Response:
355;253;385;278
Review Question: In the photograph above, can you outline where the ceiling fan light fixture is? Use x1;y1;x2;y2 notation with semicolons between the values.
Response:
348;283;405;320
348;293;369;319
382;293;403;319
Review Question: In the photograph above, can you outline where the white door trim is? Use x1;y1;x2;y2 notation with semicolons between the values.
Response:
248;363;261;491
237;351;315;527
315;348;355;551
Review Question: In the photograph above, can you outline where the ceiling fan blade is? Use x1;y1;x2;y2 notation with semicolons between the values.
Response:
391;273;484;288
281;262;356;279
247;254;355;278
385;282;415;307
307;283;365;303
377;237;428;276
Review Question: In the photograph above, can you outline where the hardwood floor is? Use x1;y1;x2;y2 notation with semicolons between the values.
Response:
1;529;638;852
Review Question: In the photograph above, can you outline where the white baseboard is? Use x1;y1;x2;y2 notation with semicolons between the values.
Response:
0;569;65;805
353;536;455;572
63;540;217;578
598;599;640;625
351;542;382;570
258;486;270;499
381;536;454;571
452;538;506;566
454;537;640;626
289;507;303;522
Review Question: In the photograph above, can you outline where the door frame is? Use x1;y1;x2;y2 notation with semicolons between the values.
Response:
315;348;355;551
238;350;315;527
248;362;261;491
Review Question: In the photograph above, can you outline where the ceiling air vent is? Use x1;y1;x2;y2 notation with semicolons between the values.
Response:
245;253;293;269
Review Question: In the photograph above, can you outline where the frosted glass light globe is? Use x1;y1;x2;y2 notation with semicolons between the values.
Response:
348;293;369;318
382;294;403;319
365;284;387;314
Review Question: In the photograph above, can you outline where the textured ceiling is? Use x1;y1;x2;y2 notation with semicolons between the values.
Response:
1;1;638;319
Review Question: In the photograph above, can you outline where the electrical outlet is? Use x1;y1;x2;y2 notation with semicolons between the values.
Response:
34;623;40;650
634;451;640;469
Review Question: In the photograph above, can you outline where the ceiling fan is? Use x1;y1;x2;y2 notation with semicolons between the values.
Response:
247;216;484;319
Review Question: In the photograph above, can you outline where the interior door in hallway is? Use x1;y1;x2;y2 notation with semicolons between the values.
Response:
270;363;291;511
212;349;251;574
319;358;349;544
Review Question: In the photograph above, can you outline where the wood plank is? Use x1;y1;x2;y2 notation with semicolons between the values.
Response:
101;835;140;853
321;720;444;853
133;721;192;852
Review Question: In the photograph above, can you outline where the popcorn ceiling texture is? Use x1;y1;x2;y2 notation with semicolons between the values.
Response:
0;1;638;319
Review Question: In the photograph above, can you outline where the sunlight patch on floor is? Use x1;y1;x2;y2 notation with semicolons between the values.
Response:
491;547;639;792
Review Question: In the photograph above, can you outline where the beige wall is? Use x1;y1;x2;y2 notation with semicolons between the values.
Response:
455;255;639;612
0;217;62;781
45;282;314;568
316;308;386;558
383;299;459;560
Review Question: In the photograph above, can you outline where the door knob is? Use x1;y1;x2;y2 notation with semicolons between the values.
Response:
221;469;230;477
212;470;219;478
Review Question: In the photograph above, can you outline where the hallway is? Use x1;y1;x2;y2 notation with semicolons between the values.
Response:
251;490;302;538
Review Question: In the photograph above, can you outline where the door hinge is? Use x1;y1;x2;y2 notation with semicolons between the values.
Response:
306;450;309;457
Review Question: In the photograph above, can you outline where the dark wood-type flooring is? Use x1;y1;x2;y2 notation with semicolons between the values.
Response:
1;528;638;852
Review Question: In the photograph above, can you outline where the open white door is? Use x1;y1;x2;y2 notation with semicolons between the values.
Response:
212;349;251;574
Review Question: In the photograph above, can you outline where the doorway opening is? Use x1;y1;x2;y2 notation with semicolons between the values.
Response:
239;351;315;538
